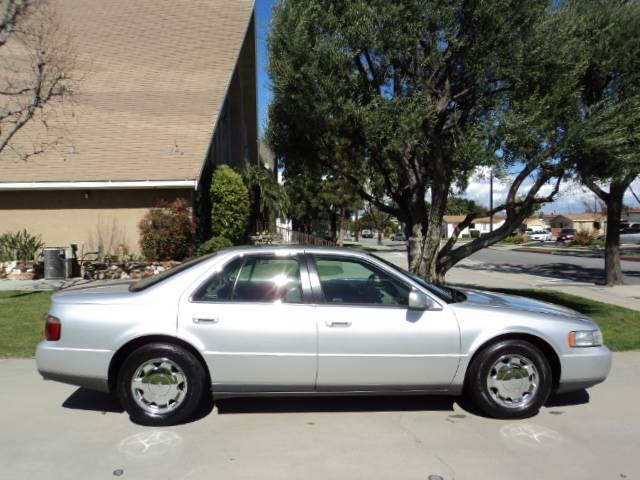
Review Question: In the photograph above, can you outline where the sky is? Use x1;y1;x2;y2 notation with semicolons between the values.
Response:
254;1;640;214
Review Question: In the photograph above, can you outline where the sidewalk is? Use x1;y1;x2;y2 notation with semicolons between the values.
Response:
0;278;89;291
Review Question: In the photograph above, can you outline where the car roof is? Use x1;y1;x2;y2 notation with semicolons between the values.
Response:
216;245;374;258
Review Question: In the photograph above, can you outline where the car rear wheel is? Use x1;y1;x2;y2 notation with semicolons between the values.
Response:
466;339;552;419
116;343;207;426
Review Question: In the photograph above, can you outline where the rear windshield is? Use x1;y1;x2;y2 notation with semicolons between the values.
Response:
128;253;216;292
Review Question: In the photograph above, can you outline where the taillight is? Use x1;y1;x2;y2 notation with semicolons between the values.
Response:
45;315;61;341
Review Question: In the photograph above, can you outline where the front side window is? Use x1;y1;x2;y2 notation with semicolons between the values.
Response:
313;256;411;306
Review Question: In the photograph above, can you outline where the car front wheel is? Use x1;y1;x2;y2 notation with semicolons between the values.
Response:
466;339;552;419
116;343;208;426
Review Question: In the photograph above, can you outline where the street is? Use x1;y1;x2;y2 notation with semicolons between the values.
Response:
0;355;638;480
357;237;640;310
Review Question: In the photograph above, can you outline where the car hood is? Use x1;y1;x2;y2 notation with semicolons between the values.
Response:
454;288;586;320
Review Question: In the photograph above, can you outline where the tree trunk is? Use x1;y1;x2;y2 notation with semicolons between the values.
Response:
337;209;344;247
405;191;429;277
423;176;449;283
603;184;625;285
354;211;360;242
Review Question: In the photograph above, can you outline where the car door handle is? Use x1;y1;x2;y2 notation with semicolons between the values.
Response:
193;317;219;324
326;320;351;328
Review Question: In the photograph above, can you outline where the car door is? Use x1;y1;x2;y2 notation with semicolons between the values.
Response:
308;254;460;391
177;252;317;393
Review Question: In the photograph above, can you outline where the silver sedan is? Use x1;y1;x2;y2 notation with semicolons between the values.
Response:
36;246;611;426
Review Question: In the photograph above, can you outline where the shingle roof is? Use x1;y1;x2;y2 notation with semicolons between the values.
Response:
0;0;255;183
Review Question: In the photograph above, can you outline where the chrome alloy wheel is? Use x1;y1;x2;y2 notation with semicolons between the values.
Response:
486;354;539;408
130;358;188;414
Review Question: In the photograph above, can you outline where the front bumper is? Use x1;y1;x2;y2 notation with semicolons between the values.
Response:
36;341;112;392
557;345;612;394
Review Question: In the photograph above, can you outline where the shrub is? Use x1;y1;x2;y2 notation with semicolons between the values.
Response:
196;236;233;256
138;199;196;261
210;165;250;243
470;229;480;238
0;230;44;262
572;230;594;247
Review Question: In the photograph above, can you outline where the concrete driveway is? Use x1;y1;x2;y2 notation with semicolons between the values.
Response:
1;353;638;480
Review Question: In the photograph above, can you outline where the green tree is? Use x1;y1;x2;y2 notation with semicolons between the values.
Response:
268;0;569;282
210;165;250;244
445;197;488;217
563;0;640;285
242;164;289;230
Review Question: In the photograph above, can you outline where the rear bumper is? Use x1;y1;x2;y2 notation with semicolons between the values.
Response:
557;346;612;394
36;341;112;392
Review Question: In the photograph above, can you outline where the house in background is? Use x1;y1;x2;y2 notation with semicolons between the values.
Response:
0;0;257;255
549;213;606;237
442;215;505;239
623;207;640;225
522;216;551;231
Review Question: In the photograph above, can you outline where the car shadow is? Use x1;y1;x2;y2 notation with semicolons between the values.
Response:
215;394;457;415
61;388;215;424
62;388;124;413
546;389;590;407
61;388;588;420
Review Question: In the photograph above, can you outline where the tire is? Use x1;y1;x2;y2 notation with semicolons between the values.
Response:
116;343;208;426
466;339;552;419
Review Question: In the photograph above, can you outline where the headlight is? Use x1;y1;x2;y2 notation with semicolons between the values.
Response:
568;330;603;347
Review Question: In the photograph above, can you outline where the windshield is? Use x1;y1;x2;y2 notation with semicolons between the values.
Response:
370;253;463;303
128;253;217;292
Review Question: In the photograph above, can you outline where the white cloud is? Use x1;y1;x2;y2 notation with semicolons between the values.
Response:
458;169;640;214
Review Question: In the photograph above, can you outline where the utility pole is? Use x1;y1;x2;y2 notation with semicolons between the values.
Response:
489;169;494;233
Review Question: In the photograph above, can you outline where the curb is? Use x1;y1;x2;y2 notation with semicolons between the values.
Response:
511;248;640;262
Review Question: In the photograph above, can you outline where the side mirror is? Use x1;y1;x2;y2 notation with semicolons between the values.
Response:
408;290;435;310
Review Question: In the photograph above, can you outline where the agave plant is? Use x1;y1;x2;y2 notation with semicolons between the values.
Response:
0;230;44;262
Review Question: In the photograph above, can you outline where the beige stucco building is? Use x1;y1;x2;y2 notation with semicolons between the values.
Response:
0;0;257;256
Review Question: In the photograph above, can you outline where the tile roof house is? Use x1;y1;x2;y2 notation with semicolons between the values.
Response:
0;0;257;255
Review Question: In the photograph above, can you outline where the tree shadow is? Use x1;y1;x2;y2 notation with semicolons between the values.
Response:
455;261;640;285
215;394;457;414
0;290;46;299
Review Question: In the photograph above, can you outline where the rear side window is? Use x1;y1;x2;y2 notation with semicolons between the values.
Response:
193;256;304;304
233;257;303;303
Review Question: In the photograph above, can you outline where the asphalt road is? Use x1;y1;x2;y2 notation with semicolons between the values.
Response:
1;355;638;480
358;237;640;285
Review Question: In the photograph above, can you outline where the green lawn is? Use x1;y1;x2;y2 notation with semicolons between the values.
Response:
0;288;637;358
0;291;52;358
489;289;640;351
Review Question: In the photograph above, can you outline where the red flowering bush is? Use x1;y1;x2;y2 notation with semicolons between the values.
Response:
138;199;196;261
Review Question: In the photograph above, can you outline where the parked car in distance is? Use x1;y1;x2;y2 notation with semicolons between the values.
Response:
392;233;406;242
529;230;552;241
361;229;374;238
37;246;611;426
556;228;577;242
620;225;640;244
